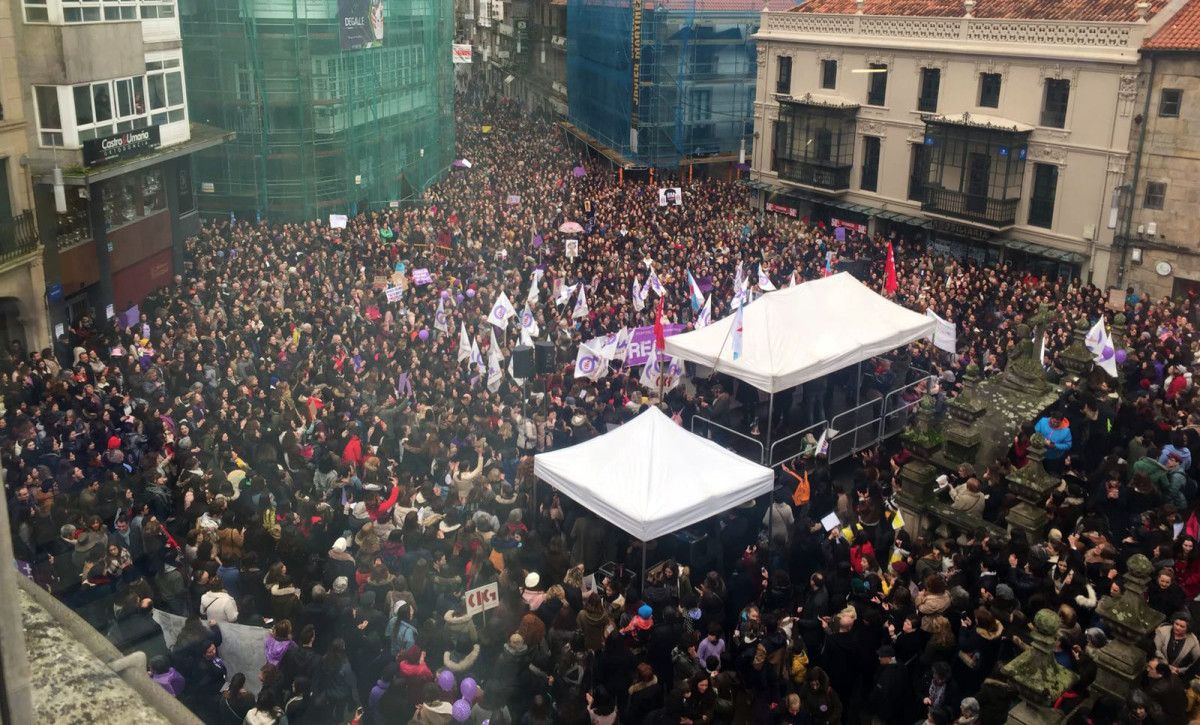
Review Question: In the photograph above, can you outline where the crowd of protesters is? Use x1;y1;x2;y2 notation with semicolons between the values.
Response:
6;89;1200;725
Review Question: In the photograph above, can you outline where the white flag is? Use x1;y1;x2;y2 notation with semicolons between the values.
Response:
469;339;484;371
789;272;798;288
457;322;472;363
732;304;745;361
433;298;449;333
646;268;666;297
611;327;631;363
557;283;578;307
527;269;544;304
1040;332;1048;369
696;295;712;329
757;265;777;292
572;285;589;319
640;353;684;393
519;326;535;347
632;278;646;313
519;306;540;337
925;310;956;354
487;327;504;392
573;341;607;381
1084;318;1118;377
488;290;516;328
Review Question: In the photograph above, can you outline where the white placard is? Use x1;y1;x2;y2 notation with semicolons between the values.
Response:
820;511;841;532
565;239;579;259
464;582;500;615
329;214;348;229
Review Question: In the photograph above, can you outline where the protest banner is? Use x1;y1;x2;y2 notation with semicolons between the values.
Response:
464;582;500;615
624;323;685;367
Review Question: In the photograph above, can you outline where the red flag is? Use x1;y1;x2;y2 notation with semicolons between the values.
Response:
885;242;898;296
654;298;666;350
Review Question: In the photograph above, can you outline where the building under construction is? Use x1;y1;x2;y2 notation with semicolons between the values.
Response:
180;0;455;222
566;0;790;170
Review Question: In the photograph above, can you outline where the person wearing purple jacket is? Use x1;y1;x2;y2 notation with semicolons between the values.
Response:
150;655;185;697
264;620;296;667
697;622;726;666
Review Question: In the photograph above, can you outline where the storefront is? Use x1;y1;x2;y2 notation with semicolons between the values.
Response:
30;124;232;332
927;218;1083;280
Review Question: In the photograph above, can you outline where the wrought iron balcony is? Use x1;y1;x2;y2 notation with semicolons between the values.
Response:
776;159;852;192
0;211;40;264
922;187;1018;228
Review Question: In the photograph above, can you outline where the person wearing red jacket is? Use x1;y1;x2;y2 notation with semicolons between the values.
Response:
342;432;364;470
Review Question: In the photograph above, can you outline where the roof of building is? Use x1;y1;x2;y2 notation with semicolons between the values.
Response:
789;0;1168;22
646;0;794;10
1144;0;1200;48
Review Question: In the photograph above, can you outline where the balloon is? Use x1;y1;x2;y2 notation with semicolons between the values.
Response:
441;289;450;299
452;699;471;722
1115;349;1127;364
460;677;478;701
455;294;465;304
418;329;430;341
437;669;456;692
466;288;476;298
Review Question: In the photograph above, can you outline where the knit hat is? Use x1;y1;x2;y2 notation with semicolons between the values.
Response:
995;583;1015;601
332;537;348;553
638;604;653;619
332;576;349;594
107;435;122;450
524;572;541;589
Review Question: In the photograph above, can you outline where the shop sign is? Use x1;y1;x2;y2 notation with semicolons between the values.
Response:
82;126;161;168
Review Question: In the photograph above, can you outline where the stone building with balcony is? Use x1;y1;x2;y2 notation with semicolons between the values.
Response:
463;0;568;117
1112;0;1200;299
749;0;1189;284
13;0;231;335
0;0;48;355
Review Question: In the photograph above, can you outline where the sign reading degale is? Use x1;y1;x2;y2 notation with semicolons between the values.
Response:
339;0;385;50
83;126;161;168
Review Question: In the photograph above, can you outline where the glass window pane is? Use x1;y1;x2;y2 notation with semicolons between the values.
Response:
93;83;112;122
116;79;132;117
35;86;61;130
148;75;166;110
73;85;93;125
132;75;145;115
166;72;183;107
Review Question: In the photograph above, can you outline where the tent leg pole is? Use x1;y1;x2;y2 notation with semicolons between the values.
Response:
766;394;774;465
641;542;647;594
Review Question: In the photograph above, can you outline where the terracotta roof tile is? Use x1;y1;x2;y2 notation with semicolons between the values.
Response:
1145;0;1200;48
789;0;1167;22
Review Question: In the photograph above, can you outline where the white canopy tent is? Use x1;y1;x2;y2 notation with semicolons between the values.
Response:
664;272;936;394
533;406;774;542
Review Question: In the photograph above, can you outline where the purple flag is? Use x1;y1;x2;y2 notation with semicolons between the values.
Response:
834;226;846;242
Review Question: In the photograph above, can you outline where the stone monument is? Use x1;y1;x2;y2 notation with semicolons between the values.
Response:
1000;608;1079;724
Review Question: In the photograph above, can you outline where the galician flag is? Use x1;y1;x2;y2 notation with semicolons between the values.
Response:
457;322;472;363
572;284;589;319
488;290;516;328
686;270;705;312
731;304;745;361
696;295;712;329
757;265;777;292
1085;317;1118;377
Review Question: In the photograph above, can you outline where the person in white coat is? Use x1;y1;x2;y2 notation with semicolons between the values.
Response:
199;576;239;623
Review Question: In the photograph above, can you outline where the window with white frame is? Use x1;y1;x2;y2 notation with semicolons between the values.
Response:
61;0;138;22
146;59;186;125
72;76;150;142
34;86;63;147
140;0;175;18
23;0;49;22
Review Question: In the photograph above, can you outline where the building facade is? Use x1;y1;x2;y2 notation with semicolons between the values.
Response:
14;0;229;338
181;0;455;223
565;0;790;170
0;0;47;355
1115;0;1200;298
464;0;568;117
750;0;1188;284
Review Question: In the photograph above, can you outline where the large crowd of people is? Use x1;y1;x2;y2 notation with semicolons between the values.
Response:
6;90;1200;725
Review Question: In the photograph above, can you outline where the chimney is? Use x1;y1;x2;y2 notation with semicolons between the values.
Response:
964;0;976;17
855;0;865;15
1136;1;1151;22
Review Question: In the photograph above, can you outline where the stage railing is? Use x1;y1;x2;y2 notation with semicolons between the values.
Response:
690;415;765;464
826;374;934;463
